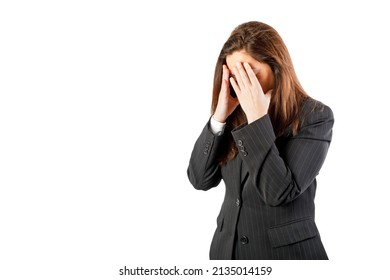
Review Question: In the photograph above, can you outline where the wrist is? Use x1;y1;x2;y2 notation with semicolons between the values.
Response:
247;112;266;124
210;116;226;136
212;113;226;123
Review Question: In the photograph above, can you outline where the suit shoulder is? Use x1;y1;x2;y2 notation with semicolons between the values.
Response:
301;97;334;124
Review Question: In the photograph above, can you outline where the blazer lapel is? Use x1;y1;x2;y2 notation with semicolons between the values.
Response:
230;155;249;186
240;159;249;186
222;155;248;189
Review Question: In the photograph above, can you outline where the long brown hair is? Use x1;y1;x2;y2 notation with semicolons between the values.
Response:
212;21;308;164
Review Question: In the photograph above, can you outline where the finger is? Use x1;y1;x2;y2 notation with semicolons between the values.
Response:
221;78;230;97
229;77;240;97
222;64;230;82
220;65;229;93
231;66;244;91
243;62;260;88
235;62;251;88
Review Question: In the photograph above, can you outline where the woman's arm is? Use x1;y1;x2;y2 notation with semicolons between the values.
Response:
231;103;334;206
187;120;225;191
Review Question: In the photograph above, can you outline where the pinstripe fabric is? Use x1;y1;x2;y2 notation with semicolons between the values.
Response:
187;98;334;260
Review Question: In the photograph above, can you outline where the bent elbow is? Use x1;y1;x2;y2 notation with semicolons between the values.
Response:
187;167;207;191
187;167;220;191
261;183;302;207
193;182;210;191
263;196;284;207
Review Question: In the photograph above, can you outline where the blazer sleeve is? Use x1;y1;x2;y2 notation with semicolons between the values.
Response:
187;120;224;191
231;104;334;206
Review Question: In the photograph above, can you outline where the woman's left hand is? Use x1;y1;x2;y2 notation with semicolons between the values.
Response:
230;62;272;124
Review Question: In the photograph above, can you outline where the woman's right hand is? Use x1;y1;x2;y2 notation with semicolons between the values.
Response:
213;65;240;123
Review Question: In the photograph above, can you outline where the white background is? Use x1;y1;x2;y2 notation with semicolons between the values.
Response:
1;0;389;279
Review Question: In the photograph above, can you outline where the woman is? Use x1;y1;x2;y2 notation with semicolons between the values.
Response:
187;21;334;260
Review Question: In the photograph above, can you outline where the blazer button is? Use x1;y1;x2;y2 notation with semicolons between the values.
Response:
240;235;249;245
235;198;240;207
242;151;248;157
237;140;243;146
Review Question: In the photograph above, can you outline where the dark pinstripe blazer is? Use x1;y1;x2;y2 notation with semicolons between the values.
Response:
187;98;334;260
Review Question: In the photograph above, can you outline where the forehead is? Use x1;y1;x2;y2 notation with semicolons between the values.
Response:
226;50;261;68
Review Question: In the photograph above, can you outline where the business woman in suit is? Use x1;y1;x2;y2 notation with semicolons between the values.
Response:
187;21;334;260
